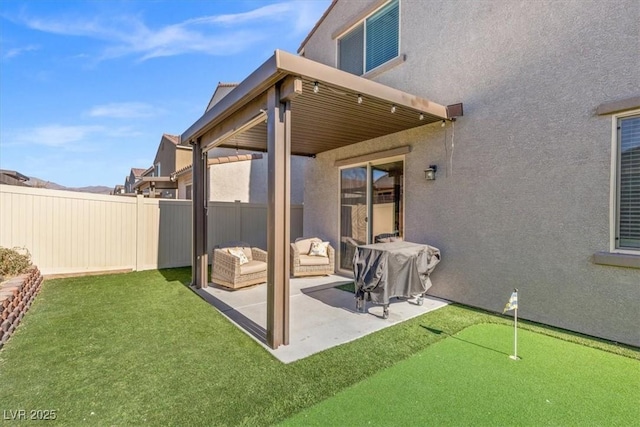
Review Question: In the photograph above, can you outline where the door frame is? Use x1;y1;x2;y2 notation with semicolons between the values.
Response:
337;154;406;274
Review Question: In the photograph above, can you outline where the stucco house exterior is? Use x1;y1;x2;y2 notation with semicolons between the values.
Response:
124;168;146;194
182;0;638;348
174;149;307;204
134;134;191;198
299;0;639;346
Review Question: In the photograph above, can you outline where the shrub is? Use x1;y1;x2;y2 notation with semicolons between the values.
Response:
0;247;32;278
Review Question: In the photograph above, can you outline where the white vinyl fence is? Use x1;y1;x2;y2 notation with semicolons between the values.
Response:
0;185;303;275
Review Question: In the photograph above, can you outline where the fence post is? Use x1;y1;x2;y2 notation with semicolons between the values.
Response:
135;194;144;271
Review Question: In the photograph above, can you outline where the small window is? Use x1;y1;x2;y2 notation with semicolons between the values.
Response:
155;162;161;177
616;114;640;250
338;0;399;75
186;184;192;201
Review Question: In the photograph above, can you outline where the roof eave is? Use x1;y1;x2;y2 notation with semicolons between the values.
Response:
275;50;448;118
297;0;339;54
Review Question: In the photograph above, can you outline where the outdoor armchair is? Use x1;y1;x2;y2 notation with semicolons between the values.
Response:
211;244;268;289
290;237;335;277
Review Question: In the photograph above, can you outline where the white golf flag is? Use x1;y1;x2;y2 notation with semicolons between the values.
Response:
503;290;518;313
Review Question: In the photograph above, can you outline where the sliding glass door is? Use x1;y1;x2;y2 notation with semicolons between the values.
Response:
339;159;404;271
340;166;368;270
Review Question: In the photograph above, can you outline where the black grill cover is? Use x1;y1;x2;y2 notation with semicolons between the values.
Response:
353;241;441;304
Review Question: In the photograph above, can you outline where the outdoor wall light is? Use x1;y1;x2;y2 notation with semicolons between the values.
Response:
391;104;397;113
419;113;424;121
357;95;363;104
313;81;319;93
424;165;438;181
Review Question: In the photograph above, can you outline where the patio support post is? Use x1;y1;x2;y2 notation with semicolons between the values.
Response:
266;84;291;349
192;136;208;289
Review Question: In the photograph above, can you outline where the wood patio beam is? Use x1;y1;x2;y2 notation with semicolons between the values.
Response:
192;137;208;289
266;84;291;349
280;76;303;102
201;94;269;151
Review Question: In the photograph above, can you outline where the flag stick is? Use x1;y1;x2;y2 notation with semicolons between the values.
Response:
504;288;519;360
510;306;518;360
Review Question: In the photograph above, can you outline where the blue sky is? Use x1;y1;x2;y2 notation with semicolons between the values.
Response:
0;0;330;188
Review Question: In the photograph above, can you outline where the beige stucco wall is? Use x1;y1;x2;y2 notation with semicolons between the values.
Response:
208;148;308;204
151;136;179;198
175;147;192;171
175;148;308;204
153;137;176;176
177;170;193;200
302;0;640;345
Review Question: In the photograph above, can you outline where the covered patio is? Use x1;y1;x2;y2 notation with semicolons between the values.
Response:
181;49;457;349
194;275;449;363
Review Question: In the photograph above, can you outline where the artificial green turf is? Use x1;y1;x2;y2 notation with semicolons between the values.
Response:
281;323;640;426
0;268;637;426
335;281;355;293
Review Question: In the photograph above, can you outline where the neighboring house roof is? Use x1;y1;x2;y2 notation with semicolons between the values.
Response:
131;168;146;178
163;134;180;145
141;166;154;177
174;153;264;178
297;0;338;53
0;169;29;186
206;82;239;113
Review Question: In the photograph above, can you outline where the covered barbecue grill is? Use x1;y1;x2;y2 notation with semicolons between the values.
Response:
353;241;441;318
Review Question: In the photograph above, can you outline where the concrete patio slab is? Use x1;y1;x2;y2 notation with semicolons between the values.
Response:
194;274;448;363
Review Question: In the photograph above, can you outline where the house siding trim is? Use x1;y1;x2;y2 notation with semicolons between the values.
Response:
592;251;640;269
609;108;640;254
335;145;411;166
596;96;640;116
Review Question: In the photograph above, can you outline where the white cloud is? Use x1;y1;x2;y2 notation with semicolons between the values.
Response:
87;102;165;119
17;124;105;147
2;44;40;59
13;1;329;62
7;124;139;149
186;2;296;26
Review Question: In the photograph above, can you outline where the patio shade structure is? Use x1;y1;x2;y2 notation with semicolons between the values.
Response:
181;49;455;349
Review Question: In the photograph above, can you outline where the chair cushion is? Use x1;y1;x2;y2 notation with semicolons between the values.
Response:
299;254;330;266
308;241;329;257
295;237;321;254
241;247;253;260
228;247;249;265
240;260;267;275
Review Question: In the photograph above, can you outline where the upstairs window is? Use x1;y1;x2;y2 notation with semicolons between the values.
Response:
338;0;399;76
616;114;640;250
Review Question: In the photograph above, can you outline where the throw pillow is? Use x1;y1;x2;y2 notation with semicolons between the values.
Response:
308;241;329;257
228;247;249;265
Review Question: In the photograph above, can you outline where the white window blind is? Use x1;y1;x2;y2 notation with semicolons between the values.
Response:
339;23;364;75
618;115;640;249
365;0;399;72
338;0;399;75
